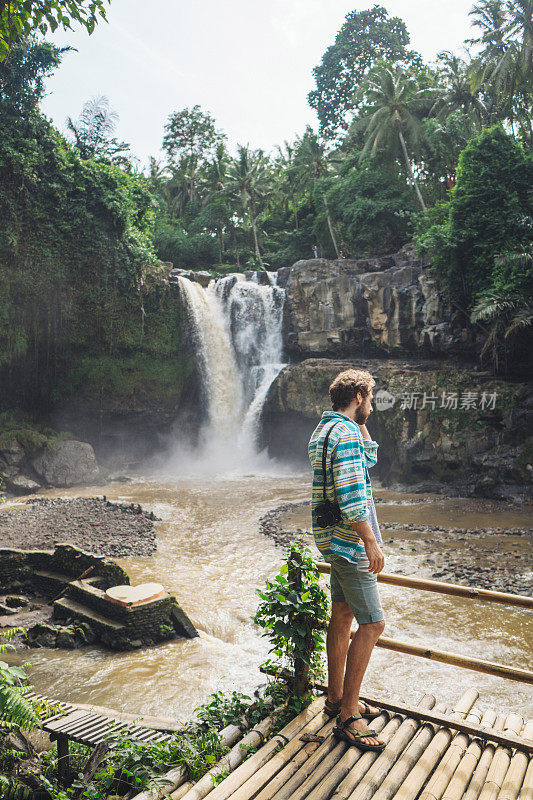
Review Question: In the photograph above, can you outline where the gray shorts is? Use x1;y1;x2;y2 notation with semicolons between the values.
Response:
329;554;385;624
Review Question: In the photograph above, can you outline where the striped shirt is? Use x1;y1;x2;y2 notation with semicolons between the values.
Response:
308;411;382;564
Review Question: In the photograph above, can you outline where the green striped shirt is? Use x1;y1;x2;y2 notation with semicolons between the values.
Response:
308;411;379;564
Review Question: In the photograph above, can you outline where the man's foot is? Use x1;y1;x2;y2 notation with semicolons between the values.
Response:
335;713;385;749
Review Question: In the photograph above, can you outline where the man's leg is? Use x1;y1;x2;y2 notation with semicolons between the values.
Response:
339;619;385;745
326;601;354;704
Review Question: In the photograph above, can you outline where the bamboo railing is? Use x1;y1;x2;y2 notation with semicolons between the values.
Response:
316;562;533;685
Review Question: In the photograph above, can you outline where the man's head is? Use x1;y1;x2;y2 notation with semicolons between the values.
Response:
329;369;375;424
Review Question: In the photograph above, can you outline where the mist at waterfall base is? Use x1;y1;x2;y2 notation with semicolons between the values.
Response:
162;272;295;479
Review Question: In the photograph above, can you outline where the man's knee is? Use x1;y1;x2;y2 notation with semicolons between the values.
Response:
330;601;354;625
360;619;385;640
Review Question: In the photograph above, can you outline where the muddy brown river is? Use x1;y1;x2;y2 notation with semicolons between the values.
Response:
3;471;532;723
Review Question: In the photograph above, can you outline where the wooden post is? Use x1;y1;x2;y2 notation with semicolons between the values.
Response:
288;550;310;698
56;733;70;783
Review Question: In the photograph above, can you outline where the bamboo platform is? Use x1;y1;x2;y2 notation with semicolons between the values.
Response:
138;693;533;800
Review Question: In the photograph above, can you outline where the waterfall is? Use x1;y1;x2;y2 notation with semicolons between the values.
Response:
177;272;286;470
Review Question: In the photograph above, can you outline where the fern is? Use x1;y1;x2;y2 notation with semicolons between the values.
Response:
0;629;41;733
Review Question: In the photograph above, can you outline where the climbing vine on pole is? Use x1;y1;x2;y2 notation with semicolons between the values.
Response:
254;542;329;696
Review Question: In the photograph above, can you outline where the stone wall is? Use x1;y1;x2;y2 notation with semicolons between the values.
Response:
260;358;533;501
0;543;129;593
281;245;478;360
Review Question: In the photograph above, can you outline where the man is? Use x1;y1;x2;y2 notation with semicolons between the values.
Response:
308;368;386;751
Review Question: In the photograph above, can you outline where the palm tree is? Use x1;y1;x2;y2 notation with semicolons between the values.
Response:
292;126;340;255
354;64;427;211
470;252;533;371
432;52;486;125
66;95;130;161
226;145;271;266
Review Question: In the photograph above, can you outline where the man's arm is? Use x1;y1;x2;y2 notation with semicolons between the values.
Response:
351;519;385;574
357;423;371;440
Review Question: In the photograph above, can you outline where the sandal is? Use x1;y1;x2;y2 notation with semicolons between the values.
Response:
324;698;342;718
332;714;386;752
359;701;382;721
324;699;380;720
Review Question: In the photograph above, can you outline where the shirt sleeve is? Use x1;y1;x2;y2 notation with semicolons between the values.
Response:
331;429;369;523
362;438;379;469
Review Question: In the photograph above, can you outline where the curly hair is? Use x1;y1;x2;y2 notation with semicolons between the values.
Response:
329;369;375;411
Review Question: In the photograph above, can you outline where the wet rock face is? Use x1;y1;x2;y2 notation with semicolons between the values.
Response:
283;245;478;359
260;358;533;501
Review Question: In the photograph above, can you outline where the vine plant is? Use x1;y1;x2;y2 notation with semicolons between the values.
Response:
254;542;329;696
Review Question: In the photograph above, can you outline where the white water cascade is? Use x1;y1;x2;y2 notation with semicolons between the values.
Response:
177;272;286;471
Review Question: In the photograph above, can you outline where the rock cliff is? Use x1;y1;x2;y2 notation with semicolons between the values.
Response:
260;358;532;502
281;245;478;359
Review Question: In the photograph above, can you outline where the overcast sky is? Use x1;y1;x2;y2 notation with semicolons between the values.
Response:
41;0;474;169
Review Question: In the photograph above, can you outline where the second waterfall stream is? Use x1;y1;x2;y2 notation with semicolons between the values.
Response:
177;271;286;472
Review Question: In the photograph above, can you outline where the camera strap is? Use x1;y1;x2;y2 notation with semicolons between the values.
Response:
321;421;341;501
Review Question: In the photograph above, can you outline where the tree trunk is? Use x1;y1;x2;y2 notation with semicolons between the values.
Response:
249;199;263;266
397;125;427;211
323;195;339;257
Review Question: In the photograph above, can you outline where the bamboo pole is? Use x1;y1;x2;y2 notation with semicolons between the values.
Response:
520;751;533;800
171;782;195;800
225;701;333;800
280;731;350;800
316;564;533;609
268;720;343;800
345;695;437;800
496;720;533;800
463;717;507;800
130;706;269;800
441;710;498;800
252;718;337;800
370;635;533;684
177;714;275;800
370;702;449;800
303;712;394;800
204;696;325;800
417;707;484;800
477;715;524;800
388;689;479;800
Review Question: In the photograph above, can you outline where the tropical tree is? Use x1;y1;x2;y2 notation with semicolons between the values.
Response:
354;63;428;210
66;95;130;162
225;145;271;266
431;52;486;125
470;252;533;371
292;127;340;254
308;5;418;140
0;0;108;61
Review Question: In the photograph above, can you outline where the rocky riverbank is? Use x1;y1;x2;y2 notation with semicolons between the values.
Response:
0;497;159;557
259;495;533;596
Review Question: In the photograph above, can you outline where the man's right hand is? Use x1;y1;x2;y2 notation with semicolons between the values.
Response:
364;539;385;574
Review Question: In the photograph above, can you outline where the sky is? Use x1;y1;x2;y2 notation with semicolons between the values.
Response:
41;0;475;169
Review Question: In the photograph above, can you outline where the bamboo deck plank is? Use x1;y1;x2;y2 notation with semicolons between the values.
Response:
268;722;343;800
417;708;484;800
519;754;533;800
170;781;194;800
463;716;507;800
204;697;325;800
303;712;394;800
496;720;533;800
387;689;479;800
441;710;498;800
477;715;524;800
252;717;337;800
223;703;330;800
365;702;449;800
178;715;275;800
345;695;437;800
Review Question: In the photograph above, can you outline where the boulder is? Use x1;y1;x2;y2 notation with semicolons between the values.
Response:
0;467;41;494
0;435;26;466
32;440;101;487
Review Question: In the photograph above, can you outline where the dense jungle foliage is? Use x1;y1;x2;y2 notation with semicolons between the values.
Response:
0;0;532;420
